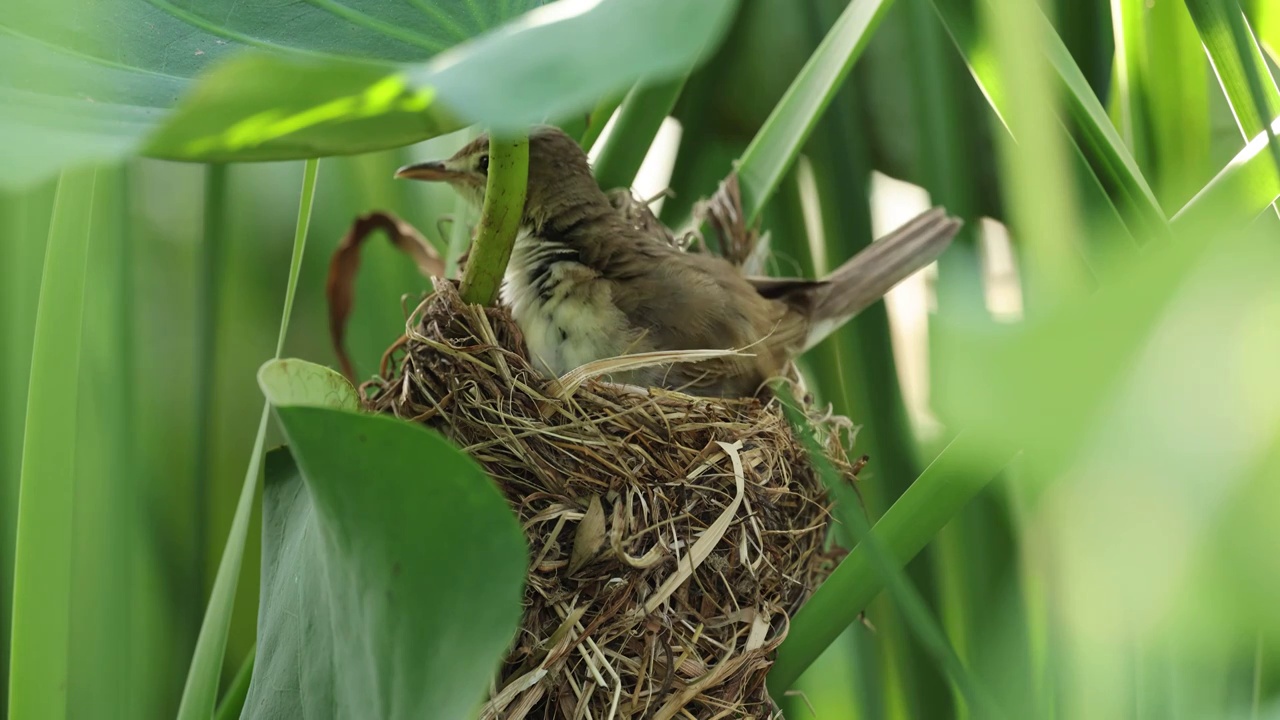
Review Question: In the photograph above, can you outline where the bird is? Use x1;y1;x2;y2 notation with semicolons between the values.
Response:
395;125;962;398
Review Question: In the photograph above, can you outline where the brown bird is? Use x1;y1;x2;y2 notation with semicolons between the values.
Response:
396;125;961;398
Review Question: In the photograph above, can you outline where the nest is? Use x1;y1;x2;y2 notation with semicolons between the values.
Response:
359;280;859;719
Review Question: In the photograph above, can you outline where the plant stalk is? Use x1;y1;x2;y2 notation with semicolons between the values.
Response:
459;135;529;306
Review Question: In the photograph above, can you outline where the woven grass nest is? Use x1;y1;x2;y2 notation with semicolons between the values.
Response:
357;276;860;719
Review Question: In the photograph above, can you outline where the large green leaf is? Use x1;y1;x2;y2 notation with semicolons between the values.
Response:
0;0;737;187
242;403;526;720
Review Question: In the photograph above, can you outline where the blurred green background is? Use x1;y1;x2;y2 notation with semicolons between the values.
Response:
4;0;1280;717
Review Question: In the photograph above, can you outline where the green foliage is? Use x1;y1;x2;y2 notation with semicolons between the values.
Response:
736;0;898;222
6;168;96;720
5;1;1280;719
0;0;737;186
591;76;688;192
241;396;525;719
176;159;319;720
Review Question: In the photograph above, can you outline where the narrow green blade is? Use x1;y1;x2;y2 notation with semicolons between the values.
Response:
592;76;687;192
175;158;320;720
6;167;97;720
1184;0;1280;180
770;433;1010;693
737;0;899;222
932;0;1170;238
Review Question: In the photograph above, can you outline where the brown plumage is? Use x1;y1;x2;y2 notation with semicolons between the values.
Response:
396;125;962;397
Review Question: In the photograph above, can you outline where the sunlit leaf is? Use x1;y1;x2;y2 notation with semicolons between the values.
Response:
0;0;737;186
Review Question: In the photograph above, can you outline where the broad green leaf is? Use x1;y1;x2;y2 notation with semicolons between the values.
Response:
258;358;359;411
0;0;737;187
244;409;525;720
932;215;1280;714
935;201;1280;480
6;167;96;720
0;0;537;188
176;159;319;720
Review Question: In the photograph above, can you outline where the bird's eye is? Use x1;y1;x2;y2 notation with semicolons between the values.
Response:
478;154;489;174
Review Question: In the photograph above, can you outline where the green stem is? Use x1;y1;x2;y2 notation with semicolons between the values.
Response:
193;164;226;635
176;158;319;720
591;76;687;192
459;135;529;306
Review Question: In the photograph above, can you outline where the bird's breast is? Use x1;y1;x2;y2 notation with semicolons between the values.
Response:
501;231;638;377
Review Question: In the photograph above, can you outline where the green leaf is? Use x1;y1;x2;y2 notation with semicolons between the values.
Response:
931;0;1170;239
1183;0;1280;181
769;432;1010;694
0;0;536;187
1185;0;1280;138
213;646;254;720
736;0;899;222
1174;115;1280;228
1145;0;1214;208
258;358;359;411
773;395;1001;716
244;409;526;720
1;0;738;187
591;75;687;192
176;159;319;720
0;177;54;717
5;167;96;720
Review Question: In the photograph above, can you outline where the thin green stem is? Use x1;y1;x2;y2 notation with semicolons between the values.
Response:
193;164;226;633
176;158;319;720
459;135;529;306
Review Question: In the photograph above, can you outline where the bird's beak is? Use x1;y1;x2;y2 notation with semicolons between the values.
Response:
394;160;456;182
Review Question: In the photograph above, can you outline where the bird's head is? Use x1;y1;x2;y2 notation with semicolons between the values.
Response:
395;125;607;228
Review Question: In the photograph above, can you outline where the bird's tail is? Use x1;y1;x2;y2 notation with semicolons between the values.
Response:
803;206;962;351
